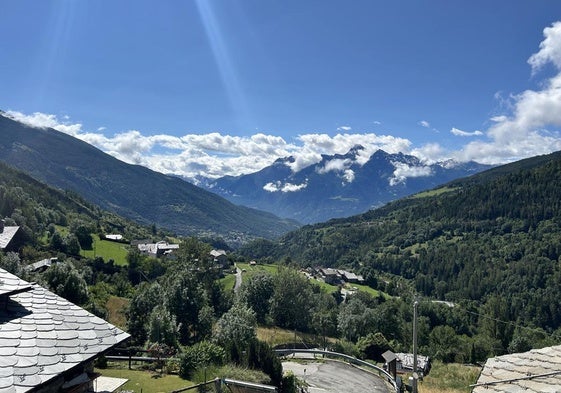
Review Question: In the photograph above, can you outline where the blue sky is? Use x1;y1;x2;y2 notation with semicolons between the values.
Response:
2;1;561;179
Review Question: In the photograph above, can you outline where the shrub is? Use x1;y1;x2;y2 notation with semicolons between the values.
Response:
179;341;225;379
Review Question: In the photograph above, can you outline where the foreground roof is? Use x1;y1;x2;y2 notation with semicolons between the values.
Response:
0;268;130;393
472;345;561;393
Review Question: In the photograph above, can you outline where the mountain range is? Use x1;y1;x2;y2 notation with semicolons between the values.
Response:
197;146;492;223
239;150;561;331
0;114;298;242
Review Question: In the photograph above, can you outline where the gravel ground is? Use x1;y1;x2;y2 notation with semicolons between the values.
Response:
282;359;393;393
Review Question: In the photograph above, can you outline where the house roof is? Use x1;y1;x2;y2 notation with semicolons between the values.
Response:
472;345;561;393
210;249;227;257
0;268;130;393
0;226;20;250
394;353;431;373
24;258;57;273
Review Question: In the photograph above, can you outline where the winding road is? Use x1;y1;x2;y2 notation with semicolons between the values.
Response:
283;359;393;393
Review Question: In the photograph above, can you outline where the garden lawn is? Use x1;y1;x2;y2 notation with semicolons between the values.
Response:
95;367;192;393
81;235;129;265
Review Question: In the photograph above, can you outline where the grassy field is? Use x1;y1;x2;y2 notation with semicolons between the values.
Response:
106;296;129;329
95;366;192;393
411;187;458;199
81;235;130;265
257;326;337;348
236;262;281;275
235;262;389;299
219;273;236;292
417;361;481;393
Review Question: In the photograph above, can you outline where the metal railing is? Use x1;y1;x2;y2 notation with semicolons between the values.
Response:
275;348;399;393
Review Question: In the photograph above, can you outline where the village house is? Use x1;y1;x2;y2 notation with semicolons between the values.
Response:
25;257;59;273
0;267;130;392
338;270;365;284
210;249;230;269
319;268;341;285
135;240;179;257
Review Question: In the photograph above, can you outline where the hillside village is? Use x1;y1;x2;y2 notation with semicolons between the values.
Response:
2;108;561;392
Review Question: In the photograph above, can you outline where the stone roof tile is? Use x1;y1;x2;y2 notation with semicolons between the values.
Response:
0;268;130;393
473;344;561;392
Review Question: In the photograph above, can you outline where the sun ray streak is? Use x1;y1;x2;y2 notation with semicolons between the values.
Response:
194;0;251;129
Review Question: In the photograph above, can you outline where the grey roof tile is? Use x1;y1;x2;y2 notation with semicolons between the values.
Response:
15;347;40;357
0;347;17;356
473;344;561;393
0;357;18;367
0;268;130;393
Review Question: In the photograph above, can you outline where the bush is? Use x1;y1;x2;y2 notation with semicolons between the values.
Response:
179;341;225;379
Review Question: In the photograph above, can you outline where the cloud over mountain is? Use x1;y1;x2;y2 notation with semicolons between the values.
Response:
4;23;561;180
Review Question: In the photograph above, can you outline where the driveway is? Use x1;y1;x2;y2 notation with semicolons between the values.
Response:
283;359;393;393
233;266;242;292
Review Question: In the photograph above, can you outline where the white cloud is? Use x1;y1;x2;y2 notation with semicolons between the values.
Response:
373;121;382;125
389;162;433;186
528;21;561;74
316;158;356;183
263;181;307;193
343;169;355;183
5;110;83;135
448;21;561;164
450;127;484;137
6;21;561;180
490;115;508;123
411;143;447;164
317;158;352;174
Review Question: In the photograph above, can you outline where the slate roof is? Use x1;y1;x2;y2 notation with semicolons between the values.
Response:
0;226;20;249
0;268;130;393
472;345;561;393
395;352;431;375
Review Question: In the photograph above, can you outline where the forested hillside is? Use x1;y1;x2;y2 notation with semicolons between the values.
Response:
0;161;155;250
4;150;561;383
0;114;299;242
241;151;561;336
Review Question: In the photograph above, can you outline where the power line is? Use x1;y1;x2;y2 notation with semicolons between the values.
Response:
416;296;561;342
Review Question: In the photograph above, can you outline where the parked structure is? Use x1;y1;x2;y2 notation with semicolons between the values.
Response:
0;268;130;392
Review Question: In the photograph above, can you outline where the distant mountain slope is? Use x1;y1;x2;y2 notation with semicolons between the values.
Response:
0;160;154;245
240;150;561;329
198;146;491;223
0;114;298;241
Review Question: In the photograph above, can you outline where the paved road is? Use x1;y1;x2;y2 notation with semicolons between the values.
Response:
233;267;242;292
283;359;393;393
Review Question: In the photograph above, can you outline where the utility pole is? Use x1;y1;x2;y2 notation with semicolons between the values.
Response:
410;300;419;393
413;300;418;375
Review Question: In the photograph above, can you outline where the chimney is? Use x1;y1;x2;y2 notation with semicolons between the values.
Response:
0;219;4;233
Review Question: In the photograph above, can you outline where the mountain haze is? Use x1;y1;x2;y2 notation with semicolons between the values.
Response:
199;146;491;223
0;114;299;241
